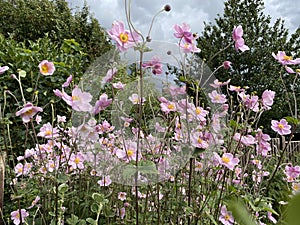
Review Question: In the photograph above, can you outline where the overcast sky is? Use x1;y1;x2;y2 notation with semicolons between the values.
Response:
67;0;299;41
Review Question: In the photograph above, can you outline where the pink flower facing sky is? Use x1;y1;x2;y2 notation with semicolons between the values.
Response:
214;152;239;171
272;51;300;65
271;119;291;135
107;21;140;52
15;102;43;123
38;60;55;75
11;209;29;225
232;25;250;52
142;56;163;75
173;22;193;43
219;205;234;225
208;90;227;104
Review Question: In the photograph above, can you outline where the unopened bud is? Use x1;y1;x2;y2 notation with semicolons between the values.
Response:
167;50;172;55
164;4;171;12
146;36;152;42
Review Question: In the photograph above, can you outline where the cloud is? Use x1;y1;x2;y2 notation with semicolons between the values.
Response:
67;0;299;41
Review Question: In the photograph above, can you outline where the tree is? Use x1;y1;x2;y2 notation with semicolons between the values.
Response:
0;0;112;61
196;0;299;132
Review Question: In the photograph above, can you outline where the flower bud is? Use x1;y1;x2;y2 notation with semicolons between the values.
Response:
164;4;171;12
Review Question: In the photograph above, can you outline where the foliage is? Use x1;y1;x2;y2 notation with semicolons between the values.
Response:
196;0;300;132
0;0;112;61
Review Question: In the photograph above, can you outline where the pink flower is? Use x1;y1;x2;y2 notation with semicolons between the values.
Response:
234;133;257;146
102;68;117;84
129;93;145;105
118;192;127;201
262;90;275;110
267;212;277;224
173;23;193;43
93;93;112;114
120;207;126;219
28;196;41;209
179;41;201;53
271;119;291;135
191;132;209;149
285;164;300;182
219;205;234;225
232;25;249;52
214;152;239;171
223;61;232;69
68;152;85;170
57;87;93;112
208;90;227;103
107;21;140;52
62;75;73;87
116;141;141;162
11;209;29;224
15;102;43;123
112;82;125;90
142;56;163;75
210;79;231;88
37;122;59;139
35;115;42;124
38;60;55;75
97;175;112;186
272;51;300;65
0;65;9;74
285;66;295;73
159;100;177;114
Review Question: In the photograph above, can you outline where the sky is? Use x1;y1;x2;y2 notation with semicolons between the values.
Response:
67;0;300;42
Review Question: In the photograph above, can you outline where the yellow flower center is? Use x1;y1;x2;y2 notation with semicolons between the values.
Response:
197;138;203;144
278;123;284;129
127;149;134;157
45;130;52;136
283;55;293;61
293;184;299;191
24;109;33;116
74;157;81;164
222;156;230;163
119;33;129;43
195;107;201;115
184;43;190;48
167;104;175;109
41;65;49;74
72;95;80;101
225;214;231;221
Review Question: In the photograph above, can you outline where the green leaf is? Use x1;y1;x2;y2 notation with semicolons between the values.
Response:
58;183;68;194
18;70;26;78
205;211;218;225
226;198;258;225
92;193;105;204
285;193;300;225
138;160;159;175
285;116;299;126
91;203;99;213
86;218;96;225
26;88;33;92
66;214;79;225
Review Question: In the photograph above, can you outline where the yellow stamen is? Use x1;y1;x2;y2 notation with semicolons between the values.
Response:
283;55;293;61
222;156;230;163
127;149;134;157
119;33;129;43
